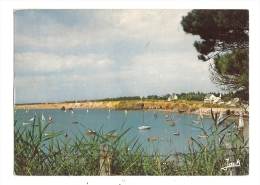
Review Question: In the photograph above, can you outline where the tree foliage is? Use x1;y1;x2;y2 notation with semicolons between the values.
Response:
181;10;249;101
181;10;249;61
209;49;249;100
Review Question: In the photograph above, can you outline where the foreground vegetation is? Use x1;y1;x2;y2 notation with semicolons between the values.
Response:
14;110;248;176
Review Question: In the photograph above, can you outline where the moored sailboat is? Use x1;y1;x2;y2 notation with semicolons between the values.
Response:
28;117;35;121
48;115;52;122
147;136;158;141
192;112;202;124
238;111;244;131
107;109;110;119
138;111;151;130
41;113;45;122
86;130;96;135
138;125;151;130
198;134;208;138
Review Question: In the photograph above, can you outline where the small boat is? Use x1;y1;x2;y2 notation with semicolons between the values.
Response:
199;110;203;119
153;112;157;119
23;122;32;125
28;117;35;121
147;136;158;141
32;124;39;126
48;115;52;122
64;132;68;137
45;133;54;136
217;111;225;125
107;109;110;119
138;111;151;130
71;121;78;124
86;130;96;135
125;109;127;114
170;122;175;126
238;111;244;131
174;132;180;136
41;113;45;122
198;134;208;138
107;133;118;138
192;112;202;124
170;116;175;126
138;126;151;130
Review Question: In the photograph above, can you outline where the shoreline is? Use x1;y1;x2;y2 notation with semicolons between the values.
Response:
14;101;249;146
14;101;248;113
14;103;249;121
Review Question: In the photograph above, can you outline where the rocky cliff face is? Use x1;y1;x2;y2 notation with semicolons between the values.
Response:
117;102;144;110
15;100;203;112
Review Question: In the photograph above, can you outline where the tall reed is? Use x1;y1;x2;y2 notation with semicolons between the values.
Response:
177;108;249;175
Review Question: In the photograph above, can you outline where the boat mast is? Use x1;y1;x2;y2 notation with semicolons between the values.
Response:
143;111;144;125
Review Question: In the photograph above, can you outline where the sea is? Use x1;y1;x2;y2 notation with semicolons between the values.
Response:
14;108;233;155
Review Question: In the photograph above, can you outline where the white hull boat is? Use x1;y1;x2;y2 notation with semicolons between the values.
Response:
192;111;203;124
238;111;244;130
41;113;45;122
198;134;208;138
138;112;151;130
23;122;32;125
138;126;151;130
29;117;35;121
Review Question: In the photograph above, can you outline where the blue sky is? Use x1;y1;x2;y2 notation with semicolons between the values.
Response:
14;9;228;104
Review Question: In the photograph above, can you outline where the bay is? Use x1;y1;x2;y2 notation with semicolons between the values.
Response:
14;108;231;154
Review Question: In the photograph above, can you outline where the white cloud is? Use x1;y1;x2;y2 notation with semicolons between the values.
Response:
114;51;217;95
14;50;218;104
14;9;193;50
13;9;219;103
14;52;115;75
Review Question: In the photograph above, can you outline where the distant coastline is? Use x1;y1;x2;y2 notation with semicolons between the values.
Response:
14;100;248;117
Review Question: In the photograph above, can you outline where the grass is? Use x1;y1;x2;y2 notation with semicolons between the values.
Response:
14;109;249;176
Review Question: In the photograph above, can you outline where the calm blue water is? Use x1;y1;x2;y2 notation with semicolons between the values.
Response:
14;108;230;154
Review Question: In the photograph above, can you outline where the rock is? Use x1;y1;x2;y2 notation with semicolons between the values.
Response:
117;102;133;110
133;103;144;110
117;102;144;110
61;106;65;110
189;107;198;112
226;109;231;115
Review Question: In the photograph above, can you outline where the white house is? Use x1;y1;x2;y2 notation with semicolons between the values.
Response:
204;94;216;103
204;93;222;103
168;93;178;101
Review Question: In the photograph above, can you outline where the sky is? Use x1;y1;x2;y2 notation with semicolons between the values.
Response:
13;9;222;104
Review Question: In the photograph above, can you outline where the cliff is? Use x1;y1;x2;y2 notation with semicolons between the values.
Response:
14;100;203;112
